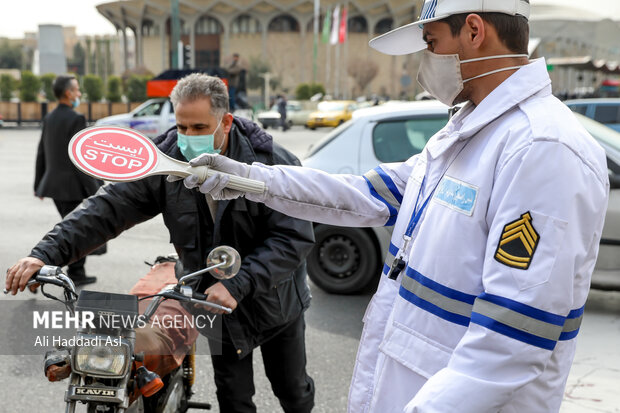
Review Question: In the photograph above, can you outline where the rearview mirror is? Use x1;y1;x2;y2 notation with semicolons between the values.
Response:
207;246;241;280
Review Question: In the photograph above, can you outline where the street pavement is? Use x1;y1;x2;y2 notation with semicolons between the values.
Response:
0;126;619;412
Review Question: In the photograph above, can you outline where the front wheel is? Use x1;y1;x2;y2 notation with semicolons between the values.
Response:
307;225;379;294
142;367;189;413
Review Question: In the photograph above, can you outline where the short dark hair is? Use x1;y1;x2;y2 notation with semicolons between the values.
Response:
53;75;77;99
442;13;529;54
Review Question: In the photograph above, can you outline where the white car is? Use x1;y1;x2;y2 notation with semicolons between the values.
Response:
302;101;620;294
257;100;312;129
95;98;175;138
95;98;255;138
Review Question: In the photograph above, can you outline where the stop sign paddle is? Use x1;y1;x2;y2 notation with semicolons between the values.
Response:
68;126;265;194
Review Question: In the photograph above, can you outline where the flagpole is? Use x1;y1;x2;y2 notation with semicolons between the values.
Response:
330;5;340;98
335;41;340;98
326;38;331;95
342;3;349;98
313;0;320;84
322;5;332;96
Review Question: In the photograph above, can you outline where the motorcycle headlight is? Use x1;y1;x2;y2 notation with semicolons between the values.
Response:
73;338;130;378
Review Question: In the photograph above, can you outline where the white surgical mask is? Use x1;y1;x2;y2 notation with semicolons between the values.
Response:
417;50;528;106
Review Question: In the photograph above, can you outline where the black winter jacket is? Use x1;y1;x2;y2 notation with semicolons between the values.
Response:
30;117;315;358
35;104;102;201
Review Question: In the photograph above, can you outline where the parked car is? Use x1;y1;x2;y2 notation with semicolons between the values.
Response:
306;100;357;129
0;113;3;127
95;98;174;138
95;98;254;138
565;98;620;132
257;100;312;129
303;101;620;294
572;113;620;291
302;100;451;293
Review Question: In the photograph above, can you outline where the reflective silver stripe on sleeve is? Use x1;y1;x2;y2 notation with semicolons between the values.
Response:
364;169;401;211
562;315;583;334
473;299;563;342
401;275;473;318
384;249;396;270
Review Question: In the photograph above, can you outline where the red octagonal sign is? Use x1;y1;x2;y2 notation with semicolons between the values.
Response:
69;127;158;181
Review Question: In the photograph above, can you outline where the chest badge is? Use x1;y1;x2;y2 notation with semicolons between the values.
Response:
495;212;539;270
433;176;478;216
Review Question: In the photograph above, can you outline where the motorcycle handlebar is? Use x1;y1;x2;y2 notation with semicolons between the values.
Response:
3;266;77;296
5;265;232;314
157;289;232;314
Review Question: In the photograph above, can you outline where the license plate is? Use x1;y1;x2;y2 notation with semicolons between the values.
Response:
74;387;117;397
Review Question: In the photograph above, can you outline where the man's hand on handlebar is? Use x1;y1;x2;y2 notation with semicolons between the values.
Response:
5;257;45;295
202;282;237;315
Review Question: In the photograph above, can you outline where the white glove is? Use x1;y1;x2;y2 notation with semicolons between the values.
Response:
183;153;252;201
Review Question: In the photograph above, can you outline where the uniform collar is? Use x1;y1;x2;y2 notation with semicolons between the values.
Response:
425;58;551;160
458;58;551;139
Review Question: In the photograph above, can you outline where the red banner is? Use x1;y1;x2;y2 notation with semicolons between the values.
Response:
339;6;348;43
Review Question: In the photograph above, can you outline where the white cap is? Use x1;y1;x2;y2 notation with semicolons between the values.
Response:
369;0;530;55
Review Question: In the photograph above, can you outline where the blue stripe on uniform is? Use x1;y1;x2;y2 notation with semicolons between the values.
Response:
373;167;403;204
395;266;585;347
559;305;585;341
471;312;558;350
478;293;565;326
399;286;472;326
566;306;585;319
406;267;476;305
389;242;399;256
382;263;391;275
399;267;476;326
559;329;580;341
363;176;398;226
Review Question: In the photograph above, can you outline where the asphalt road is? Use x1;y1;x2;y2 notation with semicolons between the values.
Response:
0;125;619;412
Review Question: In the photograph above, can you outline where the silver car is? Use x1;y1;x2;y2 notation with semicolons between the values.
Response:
302;102;620;294
302;101;450;293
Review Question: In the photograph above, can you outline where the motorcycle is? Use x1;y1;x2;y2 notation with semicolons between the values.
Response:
5;246;241;413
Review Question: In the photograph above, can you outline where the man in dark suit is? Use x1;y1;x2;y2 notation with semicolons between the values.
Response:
34;75;102;286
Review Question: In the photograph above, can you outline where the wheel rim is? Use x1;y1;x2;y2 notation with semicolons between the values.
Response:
318;235;360;279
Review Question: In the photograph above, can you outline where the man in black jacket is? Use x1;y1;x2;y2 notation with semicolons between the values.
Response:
7;74;315;412
34;75;102;286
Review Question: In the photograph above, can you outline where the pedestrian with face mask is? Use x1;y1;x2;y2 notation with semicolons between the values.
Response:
34;75;103;286
7;73;316;413
177;1;609;411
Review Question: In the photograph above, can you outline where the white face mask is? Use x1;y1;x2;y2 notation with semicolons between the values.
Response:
417;50;528;106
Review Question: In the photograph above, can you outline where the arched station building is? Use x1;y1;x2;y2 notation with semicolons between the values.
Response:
96;0;422;98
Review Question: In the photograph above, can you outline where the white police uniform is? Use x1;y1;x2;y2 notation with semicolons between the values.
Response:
246;59;609;412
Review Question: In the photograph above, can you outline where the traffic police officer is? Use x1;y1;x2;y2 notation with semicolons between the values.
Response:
181;0;610;411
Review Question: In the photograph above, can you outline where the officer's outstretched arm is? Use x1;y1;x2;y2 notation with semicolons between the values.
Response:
185;153;418;228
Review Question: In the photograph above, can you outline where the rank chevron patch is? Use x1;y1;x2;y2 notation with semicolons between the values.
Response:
494;212;539;270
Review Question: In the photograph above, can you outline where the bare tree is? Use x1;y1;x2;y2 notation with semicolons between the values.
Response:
347;57;379;96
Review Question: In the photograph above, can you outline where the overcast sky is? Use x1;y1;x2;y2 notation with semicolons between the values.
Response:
2;0;620;39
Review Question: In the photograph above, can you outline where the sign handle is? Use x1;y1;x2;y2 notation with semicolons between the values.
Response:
155;152;266;194
189;166;266;194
